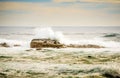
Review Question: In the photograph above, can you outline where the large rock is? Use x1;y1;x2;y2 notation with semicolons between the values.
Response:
30;39;65;48
30;39;104;49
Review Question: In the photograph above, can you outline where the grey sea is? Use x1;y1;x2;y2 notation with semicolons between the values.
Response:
0;26;120;78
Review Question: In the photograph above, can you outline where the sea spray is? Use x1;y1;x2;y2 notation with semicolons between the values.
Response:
34;27;55;40
54;31;71;44
33;27;120;48
33;27;71;44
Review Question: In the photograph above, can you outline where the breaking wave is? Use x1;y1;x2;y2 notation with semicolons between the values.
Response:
34;27;69;44
33;27;120;48
0;27;120;48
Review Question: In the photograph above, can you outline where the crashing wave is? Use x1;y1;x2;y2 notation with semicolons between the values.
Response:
32;27;120;48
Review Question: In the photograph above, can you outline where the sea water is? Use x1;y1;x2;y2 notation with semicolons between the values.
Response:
0;26;120;48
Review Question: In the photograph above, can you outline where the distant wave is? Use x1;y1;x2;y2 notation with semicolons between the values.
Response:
103;33;120;37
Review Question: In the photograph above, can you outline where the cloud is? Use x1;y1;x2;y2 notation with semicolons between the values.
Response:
0;10;30;15
53;0;75;3
0;0;52;3
53;0;120;3
0;2;120;26
82;0;120;3
0;2;89;14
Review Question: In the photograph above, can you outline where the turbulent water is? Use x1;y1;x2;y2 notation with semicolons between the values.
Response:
0;26;120;48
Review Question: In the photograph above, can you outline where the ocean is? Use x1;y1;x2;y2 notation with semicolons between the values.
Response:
0;26;120;48
0;26;120;78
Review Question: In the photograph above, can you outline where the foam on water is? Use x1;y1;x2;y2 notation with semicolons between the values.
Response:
73;38;120;48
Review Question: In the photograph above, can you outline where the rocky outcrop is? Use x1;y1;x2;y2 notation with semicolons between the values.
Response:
0;43;10;47
13;44;21;47
30;39;104;49
30;39;65;48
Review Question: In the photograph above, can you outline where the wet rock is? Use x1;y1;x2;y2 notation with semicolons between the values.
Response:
26;49;33;51
88;56;92;58
30;39;64;48
30;39;104;49
0;43;10;47
102;71;120;78
36;48;42;50
14;44;21;47
0;73;7;78
67;44;104;48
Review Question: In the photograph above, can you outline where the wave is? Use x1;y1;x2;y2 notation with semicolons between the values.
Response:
33;27;120;48
104;33;120;37
34;27;68;44
0;27;120;48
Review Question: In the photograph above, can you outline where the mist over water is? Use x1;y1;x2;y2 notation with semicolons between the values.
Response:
0;26;120;48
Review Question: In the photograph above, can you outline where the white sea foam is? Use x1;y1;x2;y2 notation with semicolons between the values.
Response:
73;38;120;48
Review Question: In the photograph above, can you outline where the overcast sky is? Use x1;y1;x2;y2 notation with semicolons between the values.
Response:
0;0;120;26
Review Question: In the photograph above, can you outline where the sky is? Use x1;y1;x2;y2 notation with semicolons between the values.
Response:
0;0;120;26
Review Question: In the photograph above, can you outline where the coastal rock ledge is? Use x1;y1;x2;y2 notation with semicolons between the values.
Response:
30;39;65;48
30;39;104;49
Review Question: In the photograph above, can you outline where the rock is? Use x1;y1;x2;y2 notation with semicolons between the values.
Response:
30;39;104;49
14;44;21;47
87;56;92;58
26;49;33;51
0;43;10;47
0;73;7;78
36;48;42;50
30;39;64;48
67;44;104;48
